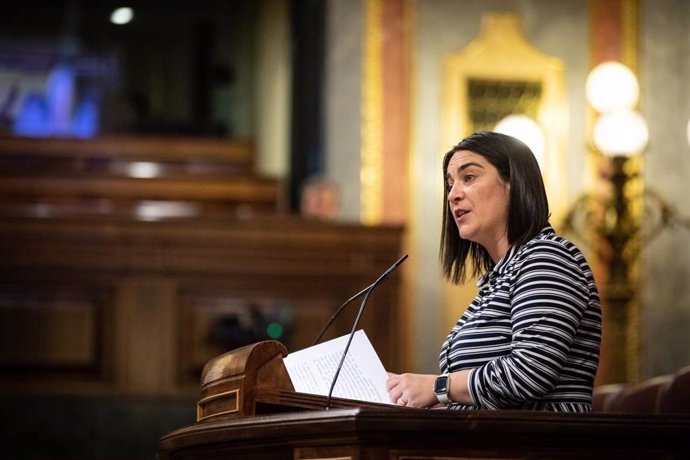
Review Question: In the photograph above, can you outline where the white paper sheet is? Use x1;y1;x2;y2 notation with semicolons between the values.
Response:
283;330;393;404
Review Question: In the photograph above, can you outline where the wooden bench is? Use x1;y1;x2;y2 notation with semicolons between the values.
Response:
0;134;282;219
593;366;690;414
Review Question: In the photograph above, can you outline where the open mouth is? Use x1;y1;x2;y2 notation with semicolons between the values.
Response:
454;209;468;219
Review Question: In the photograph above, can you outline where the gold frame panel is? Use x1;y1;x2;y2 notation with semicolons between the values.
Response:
442;11;568;217
361;0;384;224
441;11;569;325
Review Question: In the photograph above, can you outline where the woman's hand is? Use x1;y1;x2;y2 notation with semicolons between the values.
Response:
386;372;438;408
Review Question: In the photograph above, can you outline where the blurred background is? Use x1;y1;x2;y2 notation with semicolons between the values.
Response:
1;0;689;458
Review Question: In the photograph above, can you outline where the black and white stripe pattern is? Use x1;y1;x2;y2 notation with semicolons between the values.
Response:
439;226;602;412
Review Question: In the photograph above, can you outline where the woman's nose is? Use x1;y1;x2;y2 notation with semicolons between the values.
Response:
447;183;462;203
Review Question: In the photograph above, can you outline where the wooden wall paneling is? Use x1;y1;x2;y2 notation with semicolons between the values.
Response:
0;283;116;394
113;277;178;395
0;216;404;397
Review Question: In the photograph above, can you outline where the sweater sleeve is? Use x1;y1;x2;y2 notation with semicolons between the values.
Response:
467;242;590;409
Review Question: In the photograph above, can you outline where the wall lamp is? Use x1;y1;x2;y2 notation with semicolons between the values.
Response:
563;61;690;384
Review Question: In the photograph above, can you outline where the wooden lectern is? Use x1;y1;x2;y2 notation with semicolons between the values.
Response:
160;341;690;460
196;340;391;423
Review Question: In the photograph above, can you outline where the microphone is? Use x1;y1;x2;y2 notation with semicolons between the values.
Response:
325;253;408;409
311;253;408;346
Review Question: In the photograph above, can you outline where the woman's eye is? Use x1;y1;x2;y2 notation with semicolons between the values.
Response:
463;174;475;183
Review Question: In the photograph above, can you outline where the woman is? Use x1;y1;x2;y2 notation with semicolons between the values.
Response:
387;131;602;412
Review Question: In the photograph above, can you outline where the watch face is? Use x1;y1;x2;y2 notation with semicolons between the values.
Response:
434;375;449;394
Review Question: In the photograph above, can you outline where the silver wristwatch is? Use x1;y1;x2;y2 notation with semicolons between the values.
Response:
434;373;451;404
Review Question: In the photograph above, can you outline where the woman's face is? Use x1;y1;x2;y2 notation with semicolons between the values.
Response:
446;150;511;260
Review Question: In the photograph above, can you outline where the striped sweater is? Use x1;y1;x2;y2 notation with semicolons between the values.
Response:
439;226;602;412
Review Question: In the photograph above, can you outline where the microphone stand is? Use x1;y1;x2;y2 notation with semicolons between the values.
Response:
325;254;408;409
312;254;408;347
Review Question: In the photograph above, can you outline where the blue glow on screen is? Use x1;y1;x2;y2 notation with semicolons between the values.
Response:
12;61;100;138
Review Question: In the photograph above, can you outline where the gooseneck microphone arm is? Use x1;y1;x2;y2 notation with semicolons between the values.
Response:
311;253;409;347
325;253;408;409
311;285;371;347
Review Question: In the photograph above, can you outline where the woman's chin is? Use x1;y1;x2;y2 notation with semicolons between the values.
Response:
456;226;473;241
